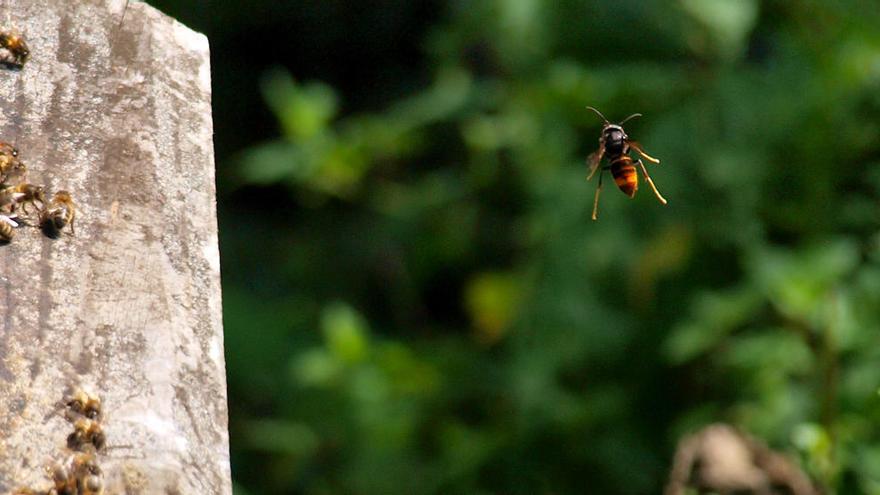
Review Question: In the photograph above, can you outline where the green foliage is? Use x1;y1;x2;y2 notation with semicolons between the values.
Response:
240;69;471;197
218;1;880;493
667;238;880;489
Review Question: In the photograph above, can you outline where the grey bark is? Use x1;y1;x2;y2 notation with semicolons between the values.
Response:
0;0;230;493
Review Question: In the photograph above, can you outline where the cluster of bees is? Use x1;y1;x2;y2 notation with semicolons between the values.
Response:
0;28;77;242
3;17;99;495
13;390;106;495
4;19;98;495
0;143;77;243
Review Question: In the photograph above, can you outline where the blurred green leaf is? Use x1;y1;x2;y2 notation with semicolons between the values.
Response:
793;423;834;484
680;0;759;58
322;303;370;364
262;70;338;140
749;240;860;322
464;272;524;344
243;419;320;457
438;421;501;482
719;331;813;375
664;288;763;364
292;348;341;386
378;343;441;396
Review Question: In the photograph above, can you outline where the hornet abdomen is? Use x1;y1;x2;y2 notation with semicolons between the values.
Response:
610;156;638;197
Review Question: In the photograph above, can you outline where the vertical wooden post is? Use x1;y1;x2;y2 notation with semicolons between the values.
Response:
0;1;230;493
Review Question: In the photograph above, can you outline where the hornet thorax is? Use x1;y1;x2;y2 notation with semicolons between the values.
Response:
602;125;628;157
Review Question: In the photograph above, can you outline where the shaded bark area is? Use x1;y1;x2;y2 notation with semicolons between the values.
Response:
0;1;230;493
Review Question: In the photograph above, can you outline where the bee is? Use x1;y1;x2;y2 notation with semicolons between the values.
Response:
10;183;45;214
70;452;102;476
0;141;18;160
0;160;27;186
47;461;76;495
67;418;106;452
40;190;76;238
0;29;30;68
71;453;103;495
0;186;25;212
0;142;26;185
70;453;101;478
585;107;667;220
0;214;18;243
63;389;103;421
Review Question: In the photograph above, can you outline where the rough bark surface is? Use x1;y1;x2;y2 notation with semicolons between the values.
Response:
0;0;230;493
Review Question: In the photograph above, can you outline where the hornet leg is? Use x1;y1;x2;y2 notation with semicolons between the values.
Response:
636;159;667;205
629;141;660;164
591;170;604;220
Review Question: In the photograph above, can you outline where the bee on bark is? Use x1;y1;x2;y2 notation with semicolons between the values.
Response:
0;142;26;185
0;141;18;160
70;453;102;475
47;461;76;495
585;107;667;220
0;186;24;212
40;190;76;238
63;389;103;421
67;418;106;452
0;160;26;186
70;453;103;495
0;29;29;68
10;183;45;214
0;214;18;243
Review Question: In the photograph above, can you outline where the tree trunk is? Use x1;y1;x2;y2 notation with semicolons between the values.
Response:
0;0;230;493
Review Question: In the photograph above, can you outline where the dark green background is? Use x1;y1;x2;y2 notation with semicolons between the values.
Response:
147;0;880;493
